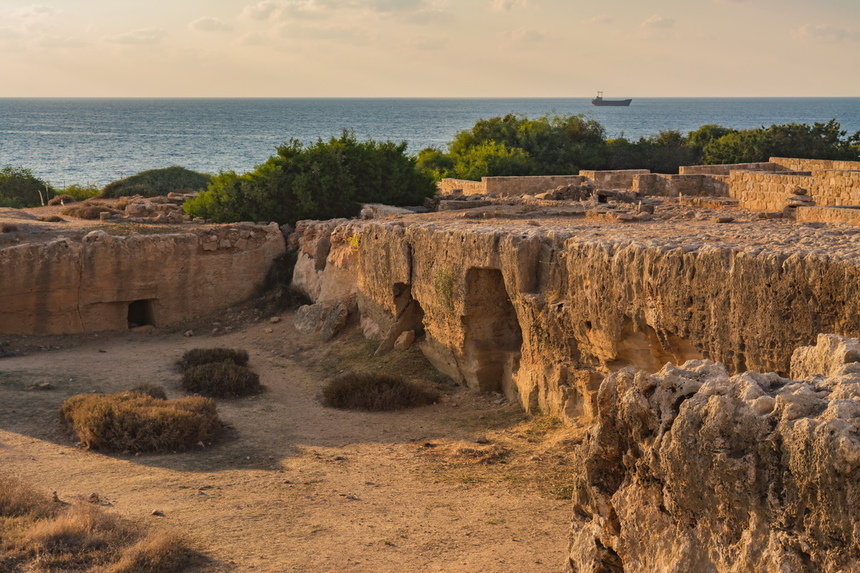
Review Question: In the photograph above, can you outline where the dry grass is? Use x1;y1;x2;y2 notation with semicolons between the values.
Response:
322;371;440;411
417;415;581;499
37;215;65;223
181;363;263;398
47;194;76;206
177;347;249;372
61;392;221;452
129;384;167;400
61;202;118;220
0;475;193;572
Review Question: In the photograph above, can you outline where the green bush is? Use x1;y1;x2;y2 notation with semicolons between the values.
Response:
0;166;54;208
322;371;440;411
63;183;101;201
100;166;211;198
181;363;263;398
184;132;437;225
177;347;249;372
60;392;221;452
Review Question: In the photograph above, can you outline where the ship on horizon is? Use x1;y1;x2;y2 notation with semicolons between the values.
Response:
591;91;632;107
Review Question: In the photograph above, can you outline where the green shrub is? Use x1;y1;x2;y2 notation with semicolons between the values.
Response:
322;372;440;411
181;363;262;398
130;384;167;400
100;166;211;199
63;183;101;201
177;347;249;372
0;166;54;208
60;393;221;452
183;132;437;226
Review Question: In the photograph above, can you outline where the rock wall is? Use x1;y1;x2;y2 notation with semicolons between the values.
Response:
0;223;285;335
439;176;587;197
632;173;729;197
729;170;860;211
679;161;778;175
771;157;860;172
294;219;860;420
579;170;649;191
567;337;860;572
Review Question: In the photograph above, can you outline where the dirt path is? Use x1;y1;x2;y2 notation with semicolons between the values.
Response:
0;315;574;572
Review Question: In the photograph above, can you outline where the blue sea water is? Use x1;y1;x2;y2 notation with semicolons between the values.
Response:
0;97;858;187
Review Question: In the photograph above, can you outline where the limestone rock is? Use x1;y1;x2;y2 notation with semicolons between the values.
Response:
393;330;415;351
790;333;860;379
294;301;350;342
567;359;860;573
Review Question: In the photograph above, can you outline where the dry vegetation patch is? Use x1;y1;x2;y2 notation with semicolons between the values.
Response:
181;363;263;398
61;201;118;220
177;347;250;371
61;392;221;452
0;474;193;573
322;371;440;411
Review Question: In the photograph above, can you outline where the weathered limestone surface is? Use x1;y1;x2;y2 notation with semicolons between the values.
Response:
294;214;860;420
567;352;860;572
0;223;285;335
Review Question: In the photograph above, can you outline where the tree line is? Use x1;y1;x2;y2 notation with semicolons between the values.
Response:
3;118;857;225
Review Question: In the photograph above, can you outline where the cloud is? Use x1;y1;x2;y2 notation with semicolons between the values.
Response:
241;0;282;20
239;31;270;45
37;35;88;48
796;23;859;43
640;15;674;29
189;17;233;32
508;27;546;43
0;27;25;40
278;23;363;42
16;5;57;19
585;14;611;25
492;0;528;12
108;28;168;46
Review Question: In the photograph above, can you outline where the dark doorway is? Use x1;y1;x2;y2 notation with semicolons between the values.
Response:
127;299;155;328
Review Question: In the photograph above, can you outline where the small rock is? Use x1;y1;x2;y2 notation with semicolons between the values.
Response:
151;510;164;517
88;493;100;504
712;216;734;224
130;324;155;334
393;330;415;351
184;330;194;337
264;327;273;334
476;435;490;444
269;316;282;324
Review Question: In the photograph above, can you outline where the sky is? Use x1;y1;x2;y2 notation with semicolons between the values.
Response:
0;0;858;97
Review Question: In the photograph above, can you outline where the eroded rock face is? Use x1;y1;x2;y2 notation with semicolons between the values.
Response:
0;223;285;335
567;358;860;573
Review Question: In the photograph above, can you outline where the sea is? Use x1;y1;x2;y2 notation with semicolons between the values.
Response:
1;97;858;188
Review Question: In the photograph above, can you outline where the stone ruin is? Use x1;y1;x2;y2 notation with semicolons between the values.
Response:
3;154;860;570
289;156;860;572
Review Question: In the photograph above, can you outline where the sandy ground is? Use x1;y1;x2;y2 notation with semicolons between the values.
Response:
0;311;576;572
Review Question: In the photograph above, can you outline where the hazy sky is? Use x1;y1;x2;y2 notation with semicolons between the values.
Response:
1;0;858;97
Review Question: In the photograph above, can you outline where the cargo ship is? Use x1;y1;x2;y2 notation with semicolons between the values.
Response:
591;91;632;106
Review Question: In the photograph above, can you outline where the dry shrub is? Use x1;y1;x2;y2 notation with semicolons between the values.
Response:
61;202;117;220
61;392;221;452
105;529;191;573
322;371;440;411
0;474;57;520
0;474;193;572
0;223;18;233
177;347;249;372
129;384;167;400
37;215;65;223
181;363;262;398
47;194;75;206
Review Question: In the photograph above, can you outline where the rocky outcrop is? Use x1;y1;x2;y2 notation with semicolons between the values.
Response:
0;223;285;335
567;337;860;572
294;215;860;418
